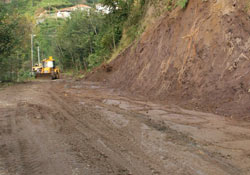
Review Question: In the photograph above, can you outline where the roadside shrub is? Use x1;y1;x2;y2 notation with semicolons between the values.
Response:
17;70;32;82
177;0;188;9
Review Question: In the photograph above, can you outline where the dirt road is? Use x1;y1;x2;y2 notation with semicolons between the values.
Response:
0;79;250;175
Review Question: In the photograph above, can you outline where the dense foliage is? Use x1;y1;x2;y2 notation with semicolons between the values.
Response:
0;3;31;82
54;11;106;70
54;0;147;71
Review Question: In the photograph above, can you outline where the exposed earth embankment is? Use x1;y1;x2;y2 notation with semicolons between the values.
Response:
88;0;250;119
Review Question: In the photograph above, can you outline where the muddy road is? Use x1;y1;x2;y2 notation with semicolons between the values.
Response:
0;79;250;175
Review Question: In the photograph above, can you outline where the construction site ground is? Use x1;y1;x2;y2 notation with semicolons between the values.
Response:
0;79;250;175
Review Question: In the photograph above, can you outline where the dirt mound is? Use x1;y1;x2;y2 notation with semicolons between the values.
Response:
87;0;250;118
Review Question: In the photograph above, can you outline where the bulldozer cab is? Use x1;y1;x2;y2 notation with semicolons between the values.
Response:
42;60;55;68
42;56;55;69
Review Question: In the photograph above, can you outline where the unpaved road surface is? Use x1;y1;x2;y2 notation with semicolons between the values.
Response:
0;79;250;175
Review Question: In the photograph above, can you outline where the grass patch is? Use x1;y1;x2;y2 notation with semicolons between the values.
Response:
62;69;86;79
246;0;250;11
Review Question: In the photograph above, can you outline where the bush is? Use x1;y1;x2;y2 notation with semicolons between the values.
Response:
177;0;189;9
17;70;32;82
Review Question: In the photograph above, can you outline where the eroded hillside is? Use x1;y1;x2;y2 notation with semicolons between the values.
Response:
89;0;250;119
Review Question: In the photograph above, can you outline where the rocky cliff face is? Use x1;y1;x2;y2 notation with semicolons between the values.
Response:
89;0;250;118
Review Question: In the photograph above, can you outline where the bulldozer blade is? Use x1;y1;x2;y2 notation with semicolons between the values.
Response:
35;73;53;80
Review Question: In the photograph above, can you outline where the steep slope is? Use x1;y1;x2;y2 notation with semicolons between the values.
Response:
89;0;250;118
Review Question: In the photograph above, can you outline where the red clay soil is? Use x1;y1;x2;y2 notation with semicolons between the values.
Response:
87;0;250;119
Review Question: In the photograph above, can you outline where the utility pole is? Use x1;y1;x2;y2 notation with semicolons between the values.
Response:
37;46;40;65
31;34;36;71
31;34;33;71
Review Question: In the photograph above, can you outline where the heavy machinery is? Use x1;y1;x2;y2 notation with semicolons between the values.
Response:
32;56;60;80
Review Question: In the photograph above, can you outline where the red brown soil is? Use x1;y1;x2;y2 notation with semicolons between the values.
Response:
1;79;250;174
87;0;250;119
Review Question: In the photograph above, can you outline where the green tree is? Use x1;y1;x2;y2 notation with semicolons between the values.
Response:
55;10;105;70
0;3;31;82
53;0;146;72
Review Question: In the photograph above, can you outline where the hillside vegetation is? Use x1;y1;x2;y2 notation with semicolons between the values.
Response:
0;0;148;80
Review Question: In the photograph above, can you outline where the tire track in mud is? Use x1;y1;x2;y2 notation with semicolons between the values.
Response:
0;100;65;175
123;109;243;175
45;90;123;175
56;82;244;175
18;139;44;175
78;95;242;175
112;108;242;175
47;88;164;175
1;81;249;175
46;92;130;174
2;103;49;175
0;157;9;175
0;108;17;175
12;101;74;175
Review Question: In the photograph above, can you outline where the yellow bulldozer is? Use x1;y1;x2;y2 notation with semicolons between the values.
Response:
32;56;60;80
